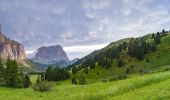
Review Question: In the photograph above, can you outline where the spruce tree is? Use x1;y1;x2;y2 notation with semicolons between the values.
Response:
5;57;23;88
0;57;4;85
154;32;161;44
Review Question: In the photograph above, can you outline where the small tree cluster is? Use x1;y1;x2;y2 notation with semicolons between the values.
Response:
45;66;69;81
128;37;158;60
0;57;31;88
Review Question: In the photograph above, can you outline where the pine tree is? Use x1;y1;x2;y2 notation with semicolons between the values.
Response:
5;57;23;88
162;29;167;36
154;32;161;44
23;75;31;88
72;67;77;74
118;59;124;67
152;33;155;39
0;57;4;85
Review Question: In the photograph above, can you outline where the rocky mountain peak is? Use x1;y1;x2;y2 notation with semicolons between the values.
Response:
0;25;26;62
35;45;69;61
31;45;70;66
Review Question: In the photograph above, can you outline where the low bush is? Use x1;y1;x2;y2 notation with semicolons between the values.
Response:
78;73;87;85
32;77;53;92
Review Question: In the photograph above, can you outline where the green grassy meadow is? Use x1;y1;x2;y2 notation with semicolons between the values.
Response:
0;70;170;100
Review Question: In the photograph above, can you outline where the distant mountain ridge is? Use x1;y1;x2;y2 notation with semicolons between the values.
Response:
30;45;70;67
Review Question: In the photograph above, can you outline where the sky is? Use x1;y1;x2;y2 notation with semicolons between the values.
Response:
0;0;170;60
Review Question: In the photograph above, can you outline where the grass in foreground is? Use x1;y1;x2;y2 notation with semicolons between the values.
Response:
0;70;170;100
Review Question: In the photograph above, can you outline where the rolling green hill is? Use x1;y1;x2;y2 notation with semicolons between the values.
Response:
69;31;170;83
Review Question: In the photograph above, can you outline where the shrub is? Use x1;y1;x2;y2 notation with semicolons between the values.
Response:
118;74;128;80
109;77;117;82
32;77;53;92
101;79;108;83
78;73;86;85
72;78;77;85
97;71;99;75
146;59;149;63
118;59;124;67
139;69;149;75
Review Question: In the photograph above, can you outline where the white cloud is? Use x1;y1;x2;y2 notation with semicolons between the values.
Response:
26;50;35;54
63;43;109;59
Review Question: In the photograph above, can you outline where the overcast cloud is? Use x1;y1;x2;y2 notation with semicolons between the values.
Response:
0;0;170;59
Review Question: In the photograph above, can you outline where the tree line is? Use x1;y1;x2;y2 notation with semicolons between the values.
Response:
45;66;69;81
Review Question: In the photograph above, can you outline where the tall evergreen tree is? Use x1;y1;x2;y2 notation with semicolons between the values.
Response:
23;75;31;88
162;29;167;36
154;32;161;44
5;57;23;88
0;57;4;85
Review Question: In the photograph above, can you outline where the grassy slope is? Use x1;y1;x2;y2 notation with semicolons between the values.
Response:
71;33;170;83
112;79;170;100
0;70;170;100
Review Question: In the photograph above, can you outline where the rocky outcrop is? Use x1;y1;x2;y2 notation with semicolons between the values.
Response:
0;26;25;62
31;45;70;67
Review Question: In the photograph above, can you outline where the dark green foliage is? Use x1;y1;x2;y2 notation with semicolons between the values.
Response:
118;74;128;80
32;76;52;92
72;77;77;85
152;33;155;39
45;66;69;81
5;57;24;88
161;29;167;37
154;32;161;44
136;45;144;60
128;38;144;60
118;59;124;67
0;57;30;88
90;62;95;69
0;57;4;86
97;71;99;75
126;65;134;74
98;57;112;69
83;68;88;74
78;73;86;85
150;41;157;52
139;69;149;75
122;42;127;50
146;59;149;63
72;66;78;74
23;75;31;88
127;37;158;60
141;40;150;54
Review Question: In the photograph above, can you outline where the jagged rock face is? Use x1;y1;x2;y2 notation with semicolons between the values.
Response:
32;45;70;66
0;32;26;62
